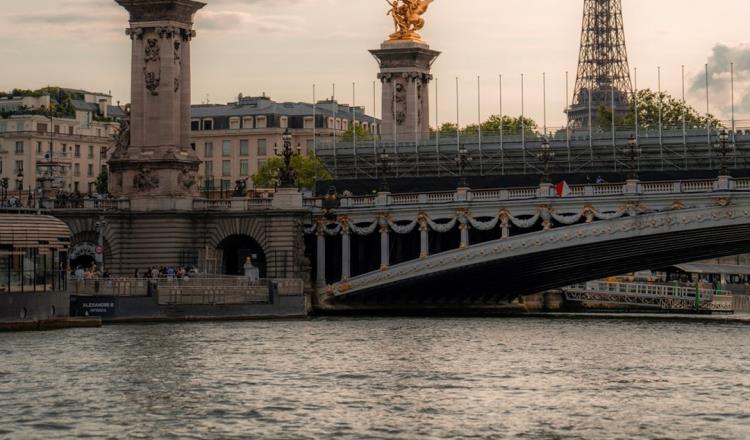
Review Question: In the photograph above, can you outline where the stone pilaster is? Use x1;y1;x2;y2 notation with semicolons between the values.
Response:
371;42;440;142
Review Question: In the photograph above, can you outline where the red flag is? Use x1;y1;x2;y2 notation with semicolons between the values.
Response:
555;180;571;198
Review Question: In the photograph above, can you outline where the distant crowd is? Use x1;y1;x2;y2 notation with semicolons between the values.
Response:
134;266;200;280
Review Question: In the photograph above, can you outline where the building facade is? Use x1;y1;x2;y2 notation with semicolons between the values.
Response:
0;89;125;196
190;95;380;190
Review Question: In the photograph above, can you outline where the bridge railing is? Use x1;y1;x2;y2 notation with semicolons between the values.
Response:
566;280;730;301
306;177;745;210
192;197;272;211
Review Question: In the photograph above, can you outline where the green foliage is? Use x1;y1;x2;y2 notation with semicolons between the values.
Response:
252;153;331;190
597;89;721;130
95;169;109;195
340;124;373;142
0;87;77;118
436;115;539;136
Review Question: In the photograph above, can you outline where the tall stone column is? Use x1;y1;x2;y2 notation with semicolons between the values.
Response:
380;219;390;270
316;226;326;287
419;215;429;258
110;0;205;210
341;224;351;281
371;42;440;143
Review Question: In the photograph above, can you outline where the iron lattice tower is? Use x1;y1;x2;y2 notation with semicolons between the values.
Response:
568;0;633;129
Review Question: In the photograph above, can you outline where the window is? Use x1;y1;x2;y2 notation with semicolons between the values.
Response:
304;117;314;129
36;123;47;133
229;117;240;130
202;119;213;130
204;160;213;177
204;142;213;158
68;126;74;135
306;139;314;150
88;182;95;194
222;140;232;157
240;159;249;176
74;163;80;177
87;164;93;177
54;125;60;134
242;117;253;128
222;160;231;177
88;145;94;159
74;182;79;192
74;145;81;158
257;139;267;156
240;140;249;156
258;159;267;170
256;116;267;128
36;142;42;154
0;160;3;174
280;116;288;128
100;146;107;159
15;160;23;173
62;144;67;153
15;141;23;154
191;120;200;131
190;143;196;151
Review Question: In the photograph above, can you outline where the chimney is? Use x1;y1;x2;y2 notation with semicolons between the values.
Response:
98;99;108;118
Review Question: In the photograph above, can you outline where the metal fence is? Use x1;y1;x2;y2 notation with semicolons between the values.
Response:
314;127;750;179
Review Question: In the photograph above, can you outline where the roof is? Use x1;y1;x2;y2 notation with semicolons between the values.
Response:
191;97;379;123
0;214;71;252
72;100;99;113
107;105;128;118
675;263;750;276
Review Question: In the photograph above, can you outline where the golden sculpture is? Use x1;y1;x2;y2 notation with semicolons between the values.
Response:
386;0;433;42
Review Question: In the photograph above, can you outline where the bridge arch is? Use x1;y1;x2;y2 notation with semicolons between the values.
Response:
216;234;267;276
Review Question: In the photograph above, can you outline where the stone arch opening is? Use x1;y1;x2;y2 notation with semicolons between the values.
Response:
69;241;97;271
217;234;267;277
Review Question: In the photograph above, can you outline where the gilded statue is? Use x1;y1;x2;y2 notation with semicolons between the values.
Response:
386;0;433;42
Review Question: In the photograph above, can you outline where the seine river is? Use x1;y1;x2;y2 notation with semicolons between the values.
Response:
1;316;749;439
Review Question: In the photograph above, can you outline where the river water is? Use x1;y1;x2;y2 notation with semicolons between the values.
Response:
1;316;749;439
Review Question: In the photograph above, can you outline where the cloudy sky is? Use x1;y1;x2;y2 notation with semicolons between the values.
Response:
2;0;750;127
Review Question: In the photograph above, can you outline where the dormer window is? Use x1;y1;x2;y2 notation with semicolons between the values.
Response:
256;116;267;129
280;116;288;129
303;117;314;129
229;117;241;130
242;117;254;129
202;119;213;130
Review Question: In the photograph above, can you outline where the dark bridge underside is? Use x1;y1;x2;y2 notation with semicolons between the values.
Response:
330;223;750;307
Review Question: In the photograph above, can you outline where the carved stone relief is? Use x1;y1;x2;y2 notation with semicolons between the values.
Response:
144;38;161;96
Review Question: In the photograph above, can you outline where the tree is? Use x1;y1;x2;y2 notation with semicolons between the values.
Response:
252;153;331;190
95;169;109;195
437;115;539;136
597;89;721;131
340;125;373;142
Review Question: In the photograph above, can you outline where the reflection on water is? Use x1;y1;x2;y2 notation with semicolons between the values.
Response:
1;316;749;439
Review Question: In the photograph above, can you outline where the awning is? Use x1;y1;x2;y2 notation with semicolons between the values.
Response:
674;263;750;276
0;214;71;251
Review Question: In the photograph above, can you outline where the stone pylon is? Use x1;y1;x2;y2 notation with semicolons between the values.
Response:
110;0;205;210
371;41;440;143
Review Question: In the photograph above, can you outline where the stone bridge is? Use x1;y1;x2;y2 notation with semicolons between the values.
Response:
306;177;750;308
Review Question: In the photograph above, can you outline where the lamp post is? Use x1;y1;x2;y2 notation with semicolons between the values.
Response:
274;127;297;188
714;129;732;177
455;146;472;188
626;134;641;180
377;148;392;193
94;215;108;274
0;178;8;206
15;171;24;197
536;137;555;184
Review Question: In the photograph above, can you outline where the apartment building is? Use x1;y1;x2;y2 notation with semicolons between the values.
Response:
0;89;125;194
190;94;380;188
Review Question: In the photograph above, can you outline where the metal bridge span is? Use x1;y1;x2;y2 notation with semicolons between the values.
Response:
307;177;750;307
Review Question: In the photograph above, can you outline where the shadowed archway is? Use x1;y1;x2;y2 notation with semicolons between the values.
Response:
217;234;267;277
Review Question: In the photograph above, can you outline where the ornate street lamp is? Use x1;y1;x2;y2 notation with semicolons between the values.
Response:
15;171;24;193
625;134;642;180
714;128;732;177
454;146;472;188
0;178;8;206
377;148;393;192
94;215;108;274
274;127;297;188
536;137;555;184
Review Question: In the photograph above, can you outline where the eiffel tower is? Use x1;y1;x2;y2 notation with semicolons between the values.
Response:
568;0;633;129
